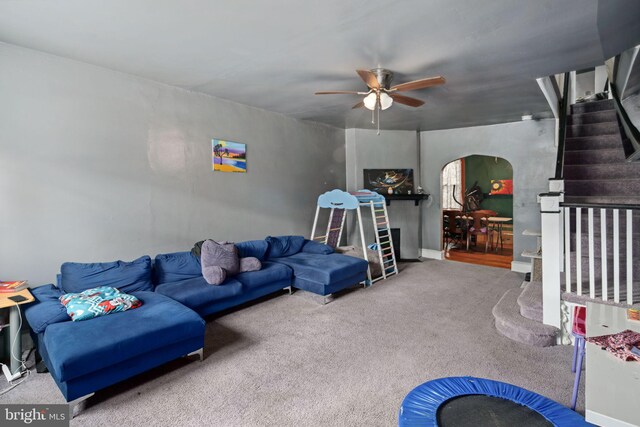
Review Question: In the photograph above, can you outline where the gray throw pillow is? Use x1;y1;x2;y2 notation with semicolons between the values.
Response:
202;265;227;286
201;240;240;285
239;257;261;273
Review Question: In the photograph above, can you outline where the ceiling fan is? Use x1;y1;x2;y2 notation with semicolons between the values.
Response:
315;68;445;133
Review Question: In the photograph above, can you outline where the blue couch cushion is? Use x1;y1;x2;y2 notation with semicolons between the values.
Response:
294;271;367;296
23;285;70;334
154;252;202;284
235;240;269;261
154;276;242;310
41;291;204;382
235;261;292;290
271;253;368;285
60;256;153;294
265;235;305;259
301;239;334;255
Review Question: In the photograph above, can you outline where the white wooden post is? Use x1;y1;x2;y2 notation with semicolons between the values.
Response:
540;193;562;328
549;179;565;273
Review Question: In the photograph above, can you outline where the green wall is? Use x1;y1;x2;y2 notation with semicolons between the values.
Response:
464;155;513;217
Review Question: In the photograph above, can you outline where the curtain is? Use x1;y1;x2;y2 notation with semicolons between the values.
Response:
442;159;462;210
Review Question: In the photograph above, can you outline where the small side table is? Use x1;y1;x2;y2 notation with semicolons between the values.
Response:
487;217;512;252
1;289;34;375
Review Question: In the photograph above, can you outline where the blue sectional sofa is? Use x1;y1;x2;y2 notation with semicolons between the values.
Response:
23;236;369;413
154;240;292;317
154;237;369;315
270;252;368;297
23;256;205;410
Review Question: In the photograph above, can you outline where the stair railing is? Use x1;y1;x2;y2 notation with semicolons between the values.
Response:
539;72;572;330
609;49;640;162
554;72;572;179
561;202;639;305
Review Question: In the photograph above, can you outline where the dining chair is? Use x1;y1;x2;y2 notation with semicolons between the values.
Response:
463;210;497;252
571;305;587;411
443;211;464;251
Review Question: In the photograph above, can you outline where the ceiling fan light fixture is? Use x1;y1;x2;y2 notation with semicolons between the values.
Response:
363;92;394;111
379;92;393;110
363;93;377;110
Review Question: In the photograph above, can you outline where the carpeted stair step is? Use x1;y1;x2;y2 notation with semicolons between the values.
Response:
517;281;543;322
570;208;640;227
565;134;622;151
565;178;640;197
566;122;620;138
564;148;625;165
570;99;614;114
564;195;640;206
567;251;640;281
567;109;618;125
569;207;640;230
562;287;640;308
571;231;640;254
492;288;558;347
563;162;640;180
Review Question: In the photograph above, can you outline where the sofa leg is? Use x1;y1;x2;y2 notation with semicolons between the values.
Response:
323;296;331;305
69;392;94;418
187;348;204;362
286;286;293;295
34;349;48;373
36;359;48;373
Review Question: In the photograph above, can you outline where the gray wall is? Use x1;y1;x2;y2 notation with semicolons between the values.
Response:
419;120;556;263
0;44;345;285
622;92;640;132
345;128;421;259
576;70;596;98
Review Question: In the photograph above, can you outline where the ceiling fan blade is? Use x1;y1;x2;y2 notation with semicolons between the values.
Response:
315;91;361;95
352;101;364;109
356;69;380;89
389;93;425;107
390;76;445;92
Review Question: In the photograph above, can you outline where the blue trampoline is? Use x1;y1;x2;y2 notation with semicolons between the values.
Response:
398;377;593;427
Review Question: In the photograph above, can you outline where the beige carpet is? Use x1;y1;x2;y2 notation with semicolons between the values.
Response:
1;260;583;426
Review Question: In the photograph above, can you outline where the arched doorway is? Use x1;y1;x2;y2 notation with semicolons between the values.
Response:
441;155;513;268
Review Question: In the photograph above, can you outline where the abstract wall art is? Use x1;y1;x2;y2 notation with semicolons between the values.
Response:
489;179;513;195
363;169;414;195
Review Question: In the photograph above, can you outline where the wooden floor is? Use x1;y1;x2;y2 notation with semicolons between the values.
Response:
445;244;513;269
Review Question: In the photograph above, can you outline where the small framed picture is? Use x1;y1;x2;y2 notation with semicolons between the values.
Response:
212;139;246;173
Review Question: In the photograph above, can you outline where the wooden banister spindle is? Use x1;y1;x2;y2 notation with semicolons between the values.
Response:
627;209;633;305
613;209;620;303
588;208;595;298
601;209;608;301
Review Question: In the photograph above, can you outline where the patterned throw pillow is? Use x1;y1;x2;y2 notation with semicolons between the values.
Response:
59;286;142;322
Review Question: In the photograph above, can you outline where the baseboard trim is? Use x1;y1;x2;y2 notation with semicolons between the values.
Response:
586;410;636;427
421;248;444;260
511;261;531;273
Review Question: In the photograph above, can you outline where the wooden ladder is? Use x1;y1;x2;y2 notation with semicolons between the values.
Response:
368;200;398;282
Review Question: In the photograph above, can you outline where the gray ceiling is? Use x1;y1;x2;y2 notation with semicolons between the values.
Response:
1;0;639;131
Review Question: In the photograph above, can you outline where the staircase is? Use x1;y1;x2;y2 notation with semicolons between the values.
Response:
493;98;640;347
492;281;558;347
562;98;640;308
563;99;640;205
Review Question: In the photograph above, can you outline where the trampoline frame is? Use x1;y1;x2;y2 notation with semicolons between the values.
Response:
398;376;592;426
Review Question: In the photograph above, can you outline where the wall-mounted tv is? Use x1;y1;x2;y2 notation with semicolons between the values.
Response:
363;169;414;195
